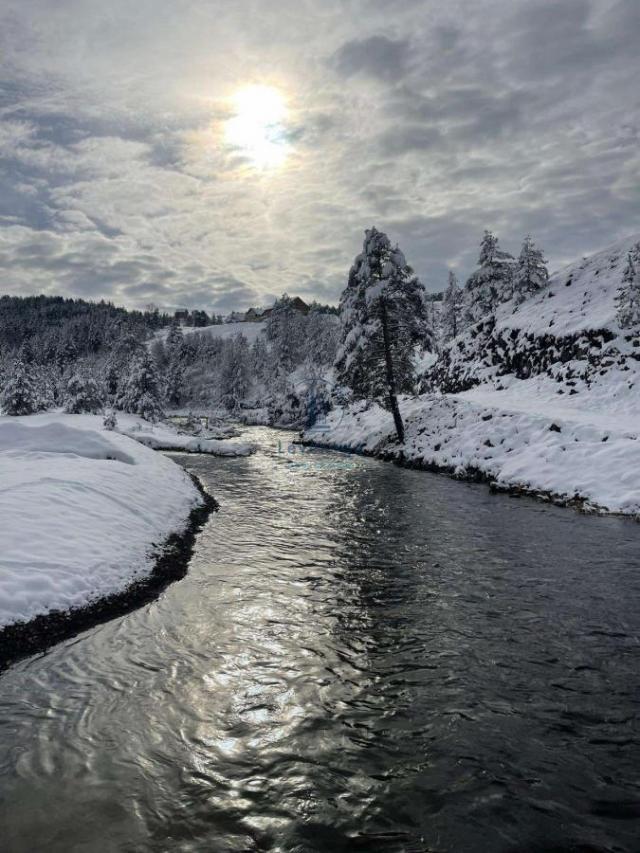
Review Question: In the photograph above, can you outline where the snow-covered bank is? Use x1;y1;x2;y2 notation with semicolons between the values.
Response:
0;413;205;633
302;393;640;517
116;415;255;455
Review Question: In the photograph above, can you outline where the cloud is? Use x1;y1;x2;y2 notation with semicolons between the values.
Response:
332;35;411;81
0;0;637;310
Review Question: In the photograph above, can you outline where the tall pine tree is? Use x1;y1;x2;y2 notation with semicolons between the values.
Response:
616;244;640;328
513;236;549;305
335;227;434;443
464;230;514;323
441;271;464;342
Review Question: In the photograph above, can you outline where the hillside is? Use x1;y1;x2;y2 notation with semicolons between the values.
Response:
304;234;640;516
429;232;640;397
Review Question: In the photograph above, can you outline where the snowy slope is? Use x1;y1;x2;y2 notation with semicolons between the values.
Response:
429;232;640;394
155;321;266;345
504;233;640;336
0;413;202;629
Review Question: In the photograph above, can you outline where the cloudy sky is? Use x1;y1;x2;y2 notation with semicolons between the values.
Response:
0;0;638;312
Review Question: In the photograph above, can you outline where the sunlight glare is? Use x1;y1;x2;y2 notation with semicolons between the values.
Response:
224;85;289;170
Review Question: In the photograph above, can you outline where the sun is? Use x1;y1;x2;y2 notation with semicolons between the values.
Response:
224;85;290;170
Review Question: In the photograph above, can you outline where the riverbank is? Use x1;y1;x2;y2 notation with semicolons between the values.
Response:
0;413;221;667
302;392;640;518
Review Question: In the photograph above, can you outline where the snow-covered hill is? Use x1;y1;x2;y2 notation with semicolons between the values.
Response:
429;232;640;396
304;234;640;517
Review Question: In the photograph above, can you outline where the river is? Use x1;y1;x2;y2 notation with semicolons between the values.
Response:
1;426;639;852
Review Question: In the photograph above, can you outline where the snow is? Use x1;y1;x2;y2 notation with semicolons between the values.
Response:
0;413;204;630
499;233;640;336
116;415;256;456
304;394;640;516
155;321;266;345
306;234;640;517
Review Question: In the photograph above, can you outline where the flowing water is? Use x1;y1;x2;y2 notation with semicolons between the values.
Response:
1;426;640;853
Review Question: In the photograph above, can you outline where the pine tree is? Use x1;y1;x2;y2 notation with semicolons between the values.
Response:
266;294;304;374
163;323;185;407
441;271;464;342
306;307;339;366
335;227;434;443
103;409;118;430
513;236;549;305
64;371;104;414
1;359;39;415
464;230;514;323
117;351;164;421
616;244;640;328
220;335;251;412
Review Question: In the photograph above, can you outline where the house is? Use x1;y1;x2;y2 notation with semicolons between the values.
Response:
174;309;189;326
244;307;265;322
290;296;310;315
242;297;309;323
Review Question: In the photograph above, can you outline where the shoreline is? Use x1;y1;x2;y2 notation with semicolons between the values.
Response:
0;472;217;672
300;435;640;522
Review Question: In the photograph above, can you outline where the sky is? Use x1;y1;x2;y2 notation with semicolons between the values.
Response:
0;0;638;313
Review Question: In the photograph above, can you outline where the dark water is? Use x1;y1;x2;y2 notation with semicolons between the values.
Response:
1;427;640;853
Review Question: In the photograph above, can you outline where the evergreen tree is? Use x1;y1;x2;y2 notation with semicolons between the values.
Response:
64;371;104;414
441;271;464;342
1;359;39;415
163;324;185;407
306;307;339;366
513;236;549;305
103;409;118;430
335;227;434;443
266;294;304;374
464;230;514;323
117;351;164;421
616;244;640;328
220;335;251;411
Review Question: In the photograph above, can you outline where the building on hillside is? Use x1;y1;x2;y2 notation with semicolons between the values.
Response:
243;297;309;322
290;296;310;315
244;307;265;322
174;309;189;325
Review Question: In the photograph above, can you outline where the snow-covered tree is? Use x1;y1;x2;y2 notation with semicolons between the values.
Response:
250;335;269;385
103;333;143;400
162;323;186;407
64;371;104;414
1;359;39;415
266;294;305;374
464;231;514;323
220;334;251;411
117;351;164;421
616;244;640;329
306;307;339;366
103;409;118;430
335;227;434;442
513;236;549;305
441;271;464;342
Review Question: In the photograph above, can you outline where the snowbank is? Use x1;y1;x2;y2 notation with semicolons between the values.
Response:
116;416;255;456
0;413;203;630
303;393;640;517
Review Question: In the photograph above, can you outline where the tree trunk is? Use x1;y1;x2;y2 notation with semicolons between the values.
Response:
379;298;405;444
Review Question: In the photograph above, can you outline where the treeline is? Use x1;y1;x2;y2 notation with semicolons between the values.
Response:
0;293;340;421
0;295;170;363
